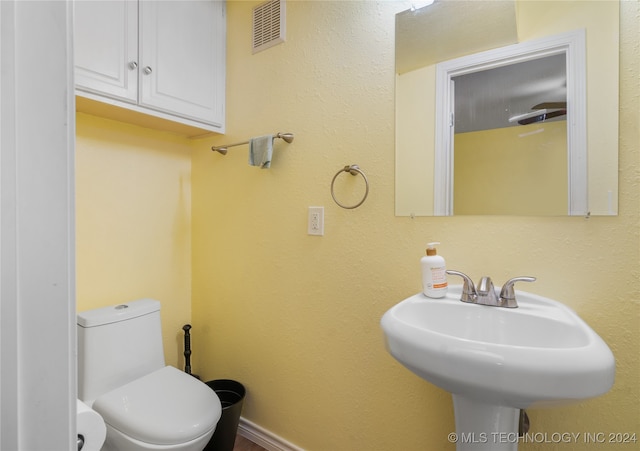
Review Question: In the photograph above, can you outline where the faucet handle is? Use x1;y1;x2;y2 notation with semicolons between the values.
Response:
445;270;477;303
477;276;495;295
499;276;536;308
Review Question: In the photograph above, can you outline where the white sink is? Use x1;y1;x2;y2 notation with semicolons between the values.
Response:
381;285;615;450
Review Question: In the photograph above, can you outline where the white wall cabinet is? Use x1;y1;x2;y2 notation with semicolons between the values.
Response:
75;0;225;135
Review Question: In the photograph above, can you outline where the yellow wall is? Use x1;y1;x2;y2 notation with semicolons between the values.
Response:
75;1;639;450
395;64;436;216
191;1;639;450
75;113;192;367
454;121;567;215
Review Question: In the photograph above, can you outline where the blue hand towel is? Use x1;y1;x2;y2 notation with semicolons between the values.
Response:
248;135;274;169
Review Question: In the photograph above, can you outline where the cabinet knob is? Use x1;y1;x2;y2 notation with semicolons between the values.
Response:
143;66;153;75
128;61;138;70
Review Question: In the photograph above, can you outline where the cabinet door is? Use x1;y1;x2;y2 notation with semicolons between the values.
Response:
139;1;225;128
74;1;138;103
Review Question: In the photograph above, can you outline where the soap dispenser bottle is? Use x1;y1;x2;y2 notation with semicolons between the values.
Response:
421;242;448;298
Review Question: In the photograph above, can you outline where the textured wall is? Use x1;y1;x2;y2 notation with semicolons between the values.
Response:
454;121;567;215
76;113;192;367
190;1;639;450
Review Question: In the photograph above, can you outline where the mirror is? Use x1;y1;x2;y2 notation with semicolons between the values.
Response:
395;0;619;216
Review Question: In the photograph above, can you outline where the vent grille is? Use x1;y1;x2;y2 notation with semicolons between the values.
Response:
253;0;285;54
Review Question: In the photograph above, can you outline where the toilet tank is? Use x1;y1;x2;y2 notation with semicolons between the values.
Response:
77;299;166;405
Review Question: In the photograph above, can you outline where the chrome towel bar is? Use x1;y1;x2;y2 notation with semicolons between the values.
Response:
211;132;294;155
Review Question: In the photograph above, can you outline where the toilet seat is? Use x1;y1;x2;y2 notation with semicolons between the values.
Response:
93;366;222;446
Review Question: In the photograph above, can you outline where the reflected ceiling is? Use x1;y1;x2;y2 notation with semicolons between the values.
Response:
396;0;518;74
453;53;567;133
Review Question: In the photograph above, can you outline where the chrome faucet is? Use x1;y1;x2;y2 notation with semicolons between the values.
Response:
477;276;499;305
446;270;536;308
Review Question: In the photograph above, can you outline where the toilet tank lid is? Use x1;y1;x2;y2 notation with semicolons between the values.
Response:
77;299;161;328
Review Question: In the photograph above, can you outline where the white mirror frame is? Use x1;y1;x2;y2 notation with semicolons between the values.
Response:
434;29;587;216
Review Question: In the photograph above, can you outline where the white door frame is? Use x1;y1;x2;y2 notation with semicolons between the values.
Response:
434;29;587;216
1;1;76;449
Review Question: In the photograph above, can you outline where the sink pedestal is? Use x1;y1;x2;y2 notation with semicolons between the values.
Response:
453;395;520;451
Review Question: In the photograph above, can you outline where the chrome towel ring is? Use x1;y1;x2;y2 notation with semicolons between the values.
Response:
331;165;369;209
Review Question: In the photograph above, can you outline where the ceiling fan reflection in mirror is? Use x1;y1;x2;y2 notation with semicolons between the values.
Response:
509;101;567;125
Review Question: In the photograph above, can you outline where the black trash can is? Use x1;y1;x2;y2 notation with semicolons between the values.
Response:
204;379;246;451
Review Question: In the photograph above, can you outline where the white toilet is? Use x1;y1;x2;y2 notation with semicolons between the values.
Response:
77;299;222;451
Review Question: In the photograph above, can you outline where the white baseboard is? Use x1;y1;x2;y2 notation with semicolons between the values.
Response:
237;417;305;451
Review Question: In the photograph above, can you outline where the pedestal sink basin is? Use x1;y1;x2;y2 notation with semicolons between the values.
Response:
381;285;615;450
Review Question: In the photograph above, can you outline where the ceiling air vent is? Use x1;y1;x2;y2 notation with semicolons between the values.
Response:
252;0;286;54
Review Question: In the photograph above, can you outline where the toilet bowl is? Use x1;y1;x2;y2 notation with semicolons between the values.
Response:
95;366;220;451
77;299;222;451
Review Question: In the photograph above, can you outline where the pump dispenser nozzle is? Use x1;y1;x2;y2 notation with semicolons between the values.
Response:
426;242;440;256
